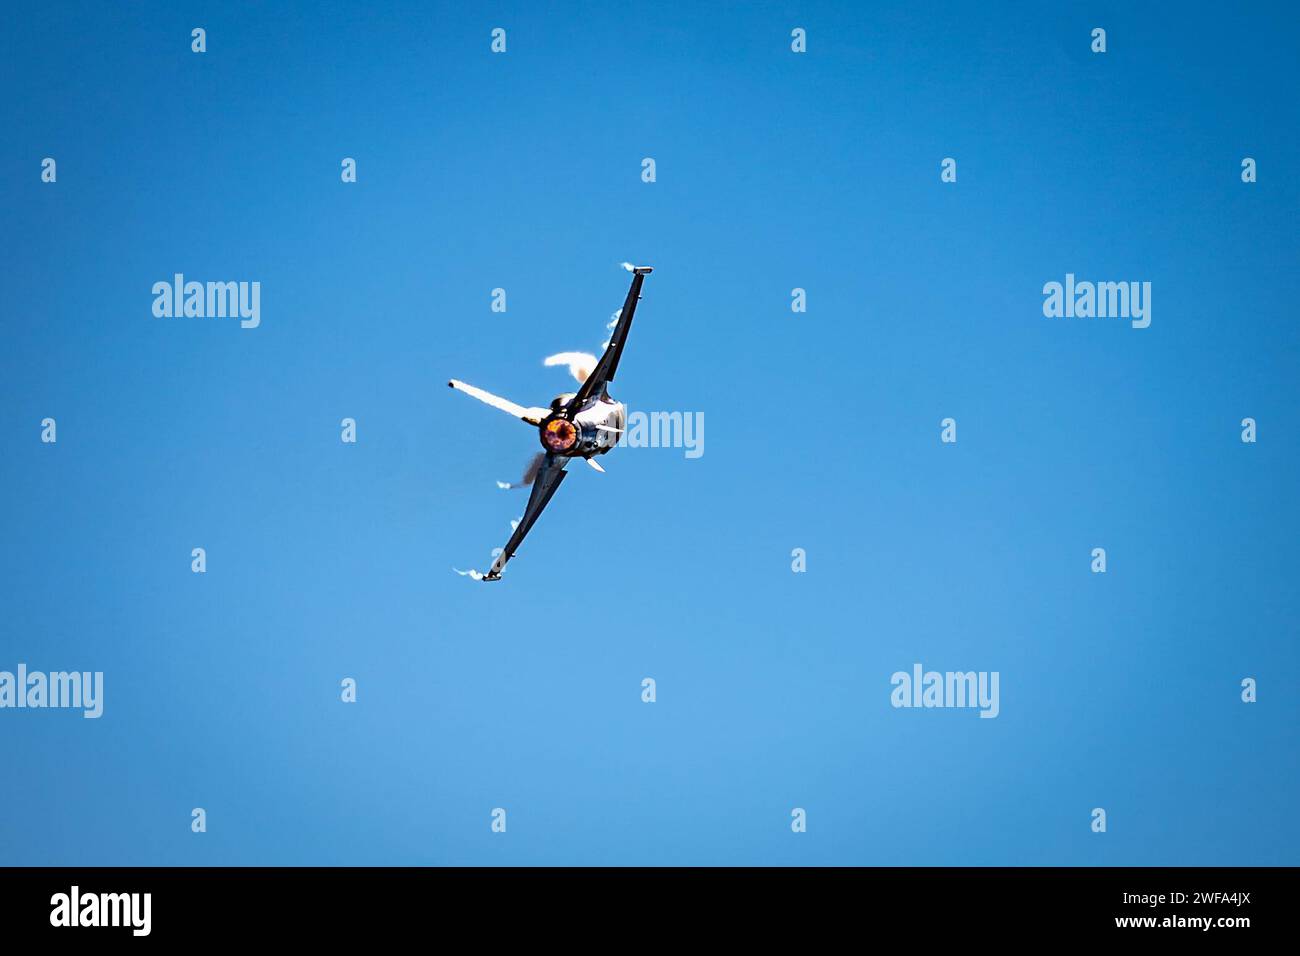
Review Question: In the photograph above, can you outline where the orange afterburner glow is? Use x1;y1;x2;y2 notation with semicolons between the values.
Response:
542;418;578;452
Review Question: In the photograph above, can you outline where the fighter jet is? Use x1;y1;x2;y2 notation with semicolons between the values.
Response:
449;264;653;581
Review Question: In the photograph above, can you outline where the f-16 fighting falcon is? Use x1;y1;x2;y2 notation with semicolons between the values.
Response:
449;264;653;581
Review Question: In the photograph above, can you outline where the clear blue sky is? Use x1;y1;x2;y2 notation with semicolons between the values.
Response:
1;1;1297;865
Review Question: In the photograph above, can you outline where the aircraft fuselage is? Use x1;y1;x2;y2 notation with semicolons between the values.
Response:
539;390;625;458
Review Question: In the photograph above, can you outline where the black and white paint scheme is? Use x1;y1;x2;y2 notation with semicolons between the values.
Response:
449;264;653;581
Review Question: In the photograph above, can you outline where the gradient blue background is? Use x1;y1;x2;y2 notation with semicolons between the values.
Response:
2;1;1297;865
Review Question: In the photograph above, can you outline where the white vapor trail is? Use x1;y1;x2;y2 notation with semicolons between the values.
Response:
452;517;519;580
544;351;597;384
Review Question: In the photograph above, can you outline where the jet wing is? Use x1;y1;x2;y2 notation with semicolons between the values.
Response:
567;266;651;411
482;454;570;581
